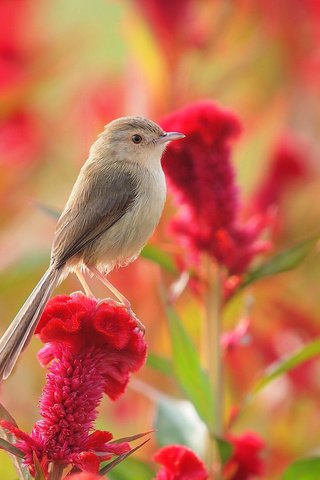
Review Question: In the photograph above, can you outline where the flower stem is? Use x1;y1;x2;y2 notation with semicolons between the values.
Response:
205;261;224;478
50;463;64;480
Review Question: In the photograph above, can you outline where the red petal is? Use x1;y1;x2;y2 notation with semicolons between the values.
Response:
0;420;34;446
154;445;208;480
67;474;104;480
85;430;113;450
94;304;131;349
72;451;100;473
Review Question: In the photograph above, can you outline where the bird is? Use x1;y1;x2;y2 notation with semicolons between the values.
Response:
0;116;185;380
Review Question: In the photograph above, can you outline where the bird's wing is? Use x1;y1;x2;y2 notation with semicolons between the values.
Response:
51;166;139;268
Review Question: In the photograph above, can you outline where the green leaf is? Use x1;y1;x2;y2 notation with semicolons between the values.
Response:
282;457;320;480
146;353;173;377
33;453;46;480
35;202;60;220
109;430;153;444
107;457;154;480
250;338;320;398
99;439;150;475
0;438;24;458
167;307;215;427
214;436;234;465
154;396;206;456
141;245;177;273
0;402;31;480
241;236;317;289
0;252;48;293
0;402;18;427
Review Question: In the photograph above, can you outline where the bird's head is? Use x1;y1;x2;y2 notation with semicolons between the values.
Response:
92;116;185;168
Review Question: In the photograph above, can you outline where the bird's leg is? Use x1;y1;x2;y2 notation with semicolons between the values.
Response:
75;269;94;297
88;266;129;306
87;266;145;333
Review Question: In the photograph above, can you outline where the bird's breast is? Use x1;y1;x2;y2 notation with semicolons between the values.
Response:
88;166;166;271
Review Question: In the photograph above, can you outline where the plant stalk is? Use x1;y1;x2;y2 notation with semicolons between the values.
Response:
50;463;64;480
205;261;224;479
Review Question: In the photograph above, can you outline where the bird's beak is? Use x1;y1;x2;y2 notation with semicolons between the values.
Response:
157;131;186;144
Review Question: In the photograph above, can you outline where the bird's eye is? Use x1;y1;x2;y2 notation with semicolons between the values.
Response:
132;134;142;144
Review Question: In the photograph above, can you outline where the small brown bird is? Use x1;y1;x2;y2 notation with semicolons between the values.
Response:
0;116;185;380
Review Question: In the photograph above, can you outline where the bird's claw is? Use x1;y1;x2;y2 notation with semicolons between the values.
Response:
126;307;146;336
97;297;122;307
96;298;145;335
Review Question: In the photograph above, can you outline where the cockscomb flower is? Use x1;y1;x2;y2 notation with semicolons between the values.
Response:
0;109;42;168
68;474;104;480
72;79;125;151
237;0;320;90
0;0;32;92
133;0;206;65
252;134;312;215
224;432;265;480
0;294;147;477
153;444;208;480
221;317;251;353
161;101;270;274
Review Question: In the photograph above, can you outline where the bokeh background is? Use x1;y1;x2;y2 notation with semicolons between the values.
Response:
1;1;320;478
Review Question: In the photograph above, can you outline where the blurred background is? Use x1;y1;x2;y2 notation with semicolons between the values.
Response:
1;0;320;478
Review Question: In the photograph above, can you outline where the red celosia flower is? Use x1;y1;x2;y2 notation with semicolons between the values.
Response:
224;299;320;398
0;0;36;92
0;50;27;92
0;109;43;224
72;79;125;152
221;317;250;353
0;109;42;167
1;294;147;476
161;101;270;274
237;0;320;89
224;432;265;480
252;134;312;214
133;0;206;65
36;294;147;399
154;445;208;480
68;474;104;480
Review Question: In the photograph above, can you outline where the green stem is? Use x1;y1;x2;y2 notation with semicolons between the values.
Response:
50;463;64;480
205;262;224;478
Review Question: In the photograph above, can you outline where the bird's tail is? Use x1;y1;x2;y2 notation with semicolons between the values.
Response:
0;267;61;381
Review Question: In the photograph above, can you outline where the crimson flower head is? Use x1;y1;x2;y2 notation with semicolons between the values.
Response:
221;317;250;353
224;432;265;480
72;78;125;151
1;294;147;477
252;134;311;215
153;445;208;480
161;101;269;274
0;109;42;168
36;293;146;399
0;0;31;92
237;0;320;90
68;474;104;480
133;0;206;65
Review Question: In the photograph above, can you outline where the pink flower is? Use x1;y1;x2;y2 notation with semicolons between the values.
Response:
72;79;125;151
221;317;251;353
0;0;33;92
36;294;147;399
1;294;147;476
154;445;208;480
252;134;312;214
224;432;265;480
237;0;320;89
66;474;104;480
133;1;206;65
224;300;320;398
0;109;42;167
161;101;270;274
